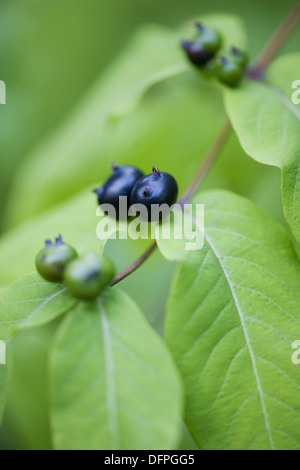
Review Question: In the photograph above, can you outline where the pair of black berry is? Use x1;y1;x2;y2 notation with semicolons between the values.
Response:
36;236;115;300
181;23;249;87
94;164;178;221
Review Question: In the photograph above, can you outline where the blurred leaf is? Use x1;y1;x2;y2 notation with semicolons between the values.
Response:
2;322;58;449
6;14;246;226
0;189;104;287
177;421;199;450
224;53;300;242
267;53;300;96
50;289;182;450
104;237;177;333
166;190;300;450
0;367;7;425
0;273;76;341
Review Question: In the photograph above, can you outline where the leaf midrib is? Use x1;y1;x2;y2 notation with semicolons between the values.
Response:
268;83;300;123
189;212;275;450
98;297;120;449
20;287;67;327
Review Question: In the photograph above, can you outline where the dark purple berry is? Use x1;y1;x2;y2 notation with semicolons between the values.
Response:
94;165;144;219
130;166;178;221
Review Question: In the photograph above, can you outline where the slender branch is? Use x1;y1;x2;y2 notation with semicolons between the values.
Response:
110;3;300;287
110;241;157;286
179;119;231;204
255;1;300;70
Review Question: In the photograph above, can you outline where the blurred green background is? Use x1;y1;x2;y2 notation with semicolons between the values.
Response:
0;0;299;450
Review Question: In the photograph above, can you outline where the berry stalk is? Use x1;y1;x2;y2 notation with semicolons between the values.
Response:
110;241;157;286
179;119;231;205
255;1;300;71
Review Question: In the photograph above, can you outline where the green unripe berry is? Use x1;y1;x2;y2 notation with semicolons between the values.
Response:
230;46;249;70
36;235;78;282
214;56;243;87
181;23;222;67
195;23;222;54
64;252;115;300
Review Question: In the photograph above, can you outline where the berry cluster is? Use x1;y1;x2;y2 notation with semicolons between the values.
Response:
94;164;178;221
181;23;249;87
36;236;115;300
35;164;178;300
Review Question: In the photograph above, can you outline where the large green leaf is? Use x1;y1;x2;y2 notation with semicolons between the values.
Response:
0;367;7;426
0;273;76;341
0;189;104;287
5;15;246;226
224;53;300;242
166;190;300;450
2;322;58;449
50;288;182;450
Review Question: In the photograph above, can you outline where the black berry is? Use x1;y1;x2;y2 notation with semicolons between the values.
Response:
130;166;178;221
94;164;144;219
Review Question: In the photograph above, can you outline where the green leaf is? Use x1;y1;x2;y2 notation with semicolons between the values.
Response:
155;205;205;261
6;15;246;226
50;288;182;450
0;273;76;341
166;190;300;450
2;323;57;449
224;53;300;242
0;367;7;426
0;189;104;287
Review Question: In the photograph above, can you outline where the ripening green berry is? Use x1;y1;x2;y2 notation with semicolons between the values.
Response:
214;56;243;87
230;46;249;70
35;235;78;282
63;252;115;300
194;22;222;55
181;22;222;67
